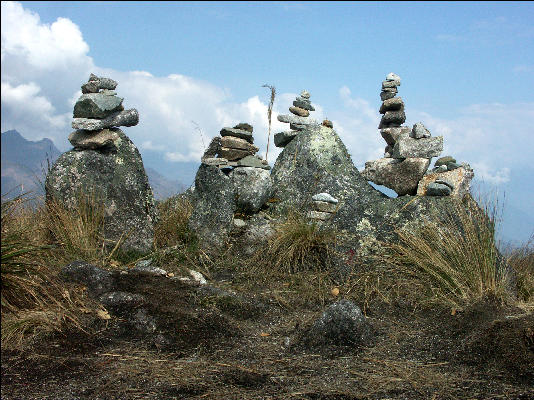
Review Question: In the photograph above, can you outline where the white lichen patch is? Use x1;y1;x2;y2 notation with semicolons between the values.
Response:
115;157;124;165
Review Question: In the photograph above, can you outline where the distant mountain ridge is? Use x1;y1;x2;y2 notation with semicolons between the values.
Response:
1;130;185;201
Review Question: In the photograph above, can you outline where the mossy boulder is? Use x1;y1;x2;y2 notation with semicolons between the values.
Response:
45;129;158;253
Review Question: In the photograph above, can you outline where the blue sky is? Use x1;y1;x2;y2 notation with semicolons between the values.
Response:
1;1;533;243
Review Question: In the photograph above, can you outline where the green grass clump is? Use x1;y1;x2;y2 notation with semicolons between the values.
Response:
384;199;513;307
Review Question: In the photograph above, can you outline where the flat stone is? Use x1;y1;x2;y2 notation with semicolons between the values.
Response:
277;114;318;126
234;123;253;133
386;72;401;84
361;157;430;196
381;87;398;93
218;147;255;161
417;164;474;197
73;93;124;119
380;126;411;146
382;80;399;88
384;145;393;158
300;90;310;99
380;91;397;101
313;200;338;213
290;123;309;131
432;165;448;173
236;155;271;170
322;119;333;128
411;122;431;139
68;128;121;149
293;97;315;111
202;136;221;159
446;161;461;171
378;110;406;129
392;136;443;159
274;130;298;147
81;74;118;94
220;127;253;143
202;157;228;166
307;210;332;221
435;179;455;189
221;136;259;152
312;193;339;203
379;97;404;114
435;156;456;167
71;109;139;130
233;218;247;228
426;182;452;196
289;106;310;117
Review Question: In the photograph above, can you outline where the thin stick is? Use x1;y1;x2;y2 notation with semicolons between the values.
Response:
262;84;276;162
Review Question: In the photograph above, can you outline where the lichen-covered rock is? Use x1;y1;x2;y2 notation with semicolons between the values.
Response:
392;136;443;159
270;125;384;214
73;93;124;119
72;109;139;131
69;128;121;150
361;157;430;196
274;130;298;148
417;164;474;197
230;167;272;213
188;164;236;252
60;260;114;296
45;129;158;253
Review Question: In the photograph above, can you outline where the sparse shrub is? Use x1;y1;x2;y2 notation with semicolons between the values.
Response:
258;210;338;274
384;199;513;307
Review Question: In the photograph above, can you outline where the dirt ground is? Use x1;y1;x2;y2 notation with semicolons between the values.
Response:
2;266;533;400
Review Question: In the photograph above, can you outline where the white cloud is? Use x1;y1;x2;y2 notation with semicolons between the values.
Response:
471;163;511;185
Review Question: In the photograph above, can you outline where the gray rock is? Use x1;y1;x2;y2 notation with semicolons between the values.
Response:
233;218;247;228
384;145;393;158
221;136;258;152
432;165;448;173
392;136;443;159
289;106;310;117
380;91;397;101
230;167;272;213
381;86;398;93
46;129;158;253
203;157;228;166
417;164;474;198
234;122;253;133
236;155;271;170
271;125;384;214
382;80;399;88
131;308;157;334
300;90;310;99
380;126;411;146
411;122;431;139
188;164;236;252
426;182;452;196
435;179;455;190
379;97;404;114
312;193;339;203
313;200;338;213
98;291;147;315
293;97;315;111
302;300;371;347
435;156;456;167
218;147;256;161
277;113;318;126
81;74;118;94
132;260;168;276
446;161;461;171
322;119;334;128
73;93;124;119
69;128;121;150
202;136;221;159
290;123;308;131
307;210;332;220
60;261;113;296
378;110;406;128
220;127;253;143
72;109;139;131
386;72;401;84
361;157;430;196
274;130;298;147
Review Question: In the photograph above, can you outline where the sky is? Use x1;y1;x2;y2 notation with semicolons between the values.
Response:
1;1;533;244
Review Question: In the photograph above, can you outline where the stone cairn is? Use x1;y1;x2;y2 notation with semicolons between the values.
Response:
307;193;339;222
69;74;139;146
274;90;319;148
201;123;271;171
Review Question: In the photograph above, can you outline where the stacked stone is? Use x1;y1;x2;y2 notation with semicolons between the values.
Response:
201;123;270;170
69;74;139;149
307;193;339;222
417;156;474;197
274;90;319;148
361;73;444;196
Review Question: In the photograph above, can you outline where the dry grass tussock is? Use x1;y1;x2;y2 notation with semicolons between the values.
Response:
382;199;516;308
1;193;106;350
506;235;534;305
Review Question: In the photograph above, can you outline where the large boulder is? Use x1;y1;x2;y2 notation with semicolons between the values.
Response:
230;167;272;213
270;125;385;214
188;164;236;252
45;129;158;253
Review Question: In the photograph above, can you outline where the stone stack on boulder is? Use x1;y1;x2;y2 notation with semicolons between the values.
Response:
201;123;270;170
417;156;474;197
361;73;444;196
46;74;157;253
274;90;319;148
307;193;339;222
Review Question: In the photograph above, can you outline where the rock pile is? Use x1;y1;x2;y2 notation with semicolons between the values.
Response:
362;73;444;196
201;123;270;170
274;90;320;148
46;74;157;253
417;155;474;197
307;193;339;222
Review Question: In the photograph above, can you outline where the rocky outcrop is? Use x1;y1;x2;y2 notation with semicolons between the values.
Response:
46;74;157;253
